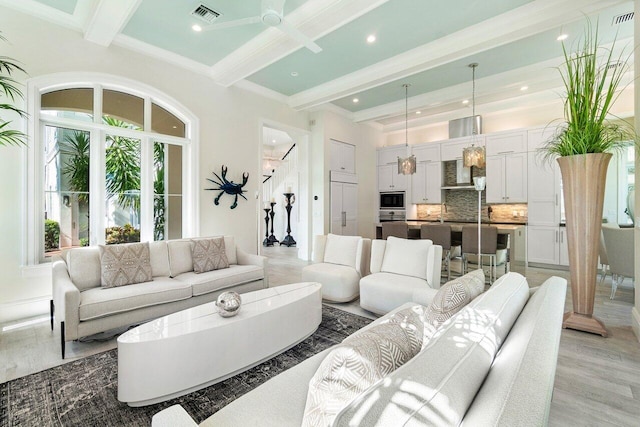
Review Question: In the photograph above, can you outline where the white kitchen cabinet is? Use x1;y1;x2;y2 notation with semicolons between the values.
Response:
527;225;569;266
378;164;408;191
377;145;408;165
412;161;442;204
485;152;527;203
485;130;527;156
331;181;358;236
440;136;485;161
330;140;355;173
527;152;561;226
412;144;440;162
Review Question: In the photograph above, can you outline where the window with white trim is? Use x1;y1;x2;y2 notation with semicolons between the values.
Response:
33;80;196;263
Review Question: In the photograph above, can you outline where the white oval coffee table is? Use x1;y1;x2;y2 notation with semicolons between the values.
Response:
117;282;322;406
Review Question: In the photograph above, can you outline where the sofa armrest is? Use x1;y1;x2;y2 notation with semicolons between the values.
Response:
355;238;371;277
152;405;198;427
236;247;269;287
369;240;386;273
427;244;443;289
312;235;327;264
52;256;81;340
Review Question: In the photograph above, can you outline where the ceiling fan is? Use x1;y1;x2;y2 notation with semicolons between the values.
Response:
201;0;322;53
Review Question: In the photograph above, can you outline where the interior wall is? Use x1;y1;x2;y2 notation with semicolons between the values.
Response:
0;7;309;322
309;110;380;240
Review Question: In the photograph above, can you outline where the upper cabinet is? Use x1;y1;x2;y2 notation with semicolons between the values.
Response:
440;136;485;161
411;143;442;204
377;146;409;191
485;131;528;203
330;140;356;174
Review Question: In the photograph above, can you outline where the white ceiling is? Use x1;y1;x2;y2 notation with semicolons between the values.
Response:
2;0;634;131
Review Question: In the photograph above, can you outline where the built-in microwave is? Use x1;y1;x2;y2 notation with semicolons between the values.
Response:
380;191;405;209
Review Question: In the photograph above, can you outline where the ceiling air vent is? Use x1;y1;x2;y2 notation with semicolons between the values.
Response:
191;4;221;24
612;12;634;26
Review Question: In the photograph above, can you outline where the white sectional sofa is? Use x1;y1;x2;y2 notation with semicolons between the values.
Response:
51;236;267;358
153;272;567;427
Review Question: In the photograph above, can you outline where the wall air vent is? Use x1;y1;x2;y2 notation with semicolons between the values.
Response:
612;12;634;26
191;4;221;24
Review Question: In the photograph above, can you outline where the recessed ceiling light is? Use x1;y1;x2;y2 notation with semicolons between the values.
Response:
416;111;421;115
557;33;568;41
353;98;359;103
192;24;202;32
462;99;469;105
520;86;529;91
290;71;298;77
366;34;376;44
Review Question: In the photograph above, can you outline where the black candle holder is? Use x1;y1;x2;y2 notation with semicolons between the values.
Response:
262;208;272;246
268;202;279;245
280;192;296;247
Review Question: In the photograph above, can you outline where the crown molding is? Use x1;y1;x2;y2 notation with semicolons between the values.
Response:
307;103;355;120
288;0;628;110
235;79;289;104
112;34;213;77
0;0;88;31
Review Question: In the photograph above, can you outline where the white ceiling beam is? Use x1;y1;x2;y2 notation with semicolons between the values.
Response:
84;0;142;47
288;0;628;111
208;0;392;87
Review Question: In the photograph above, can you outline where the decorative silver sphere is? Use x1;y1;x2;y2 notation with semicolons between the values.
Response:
216;291;241;317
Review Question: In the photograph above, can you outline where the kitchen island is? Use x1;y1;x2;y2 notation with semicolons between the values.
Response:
375;221;526;264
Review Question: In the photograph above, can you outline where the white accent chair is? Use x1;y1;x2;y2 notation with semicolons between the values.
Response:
301;234;371;302
602;225;634;299
359;236;443;315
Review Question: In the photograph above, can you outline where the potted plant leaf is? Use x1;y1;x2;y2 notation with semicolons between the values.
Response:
0;33;27;147
545;22;636;336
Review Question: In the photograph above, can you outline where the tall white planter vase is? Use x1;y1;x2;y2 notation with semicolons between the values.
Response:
558;153;611;337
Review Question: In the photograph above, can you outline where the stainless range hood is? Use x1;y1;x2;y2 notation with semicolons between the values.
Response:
449;115;482;138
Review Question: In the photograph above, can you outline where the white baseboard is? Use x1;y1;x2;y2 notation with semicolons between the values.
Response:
632;307;640;343
0;296;50;325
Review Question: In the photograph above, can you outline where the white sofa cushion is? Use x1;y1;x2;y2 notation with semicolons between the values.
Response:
301;263;360;303
99;242;153;288
335;272;531;426
167;240;193;277
79;277;192;321
174;264;264;296
66;247;101;291
149;241;170;277
323;234;361;268
302;306;426;427
360;272;438;315
191;237;229;273
380;237;433;281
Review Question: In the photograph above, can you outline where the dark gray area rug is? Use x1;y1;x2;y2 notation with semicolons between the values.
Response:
0;305;371;427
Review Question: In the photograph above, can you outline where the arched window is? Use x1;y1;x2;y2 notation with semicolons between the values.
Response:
26;74;198;264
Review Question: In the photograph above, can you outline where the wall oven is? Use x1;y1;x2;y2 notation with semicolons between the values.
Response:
380;191;405;209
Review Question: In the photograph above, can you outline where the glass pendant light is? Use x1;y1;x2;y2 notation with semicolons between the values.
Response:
462;63;485;168
398;83;416;175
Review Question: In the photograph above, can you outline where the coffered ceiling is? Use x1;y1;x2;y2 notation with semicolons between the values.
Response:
3;0;634;130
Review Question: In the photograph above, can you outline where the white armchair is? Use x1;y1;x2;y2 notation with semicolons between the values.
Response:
602;225;634;299
301;234;371;302
359;237;443;315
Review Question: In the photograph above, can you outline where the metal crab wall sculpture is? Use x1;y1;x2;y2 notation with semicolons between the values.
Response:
206;165;249;209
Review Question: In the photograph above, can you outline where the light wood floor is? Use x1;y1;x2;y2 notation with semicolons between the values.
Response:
1;246;639;425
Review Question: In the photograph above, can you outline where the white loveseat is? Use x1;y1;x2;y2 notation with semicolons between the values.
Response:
359;236;443;315
153;272;567;426
51;236;267;358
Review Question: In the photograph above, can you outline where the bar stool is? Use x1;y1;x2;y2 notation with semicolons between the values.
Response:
381;222;409;239
461;225;507;283
420;224;460;281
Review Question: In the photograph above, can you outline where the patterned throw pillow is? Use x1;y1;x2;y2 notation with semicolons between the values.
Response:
302;306;426;427
191;237;229;273
424;269;485;340
99;242;153;288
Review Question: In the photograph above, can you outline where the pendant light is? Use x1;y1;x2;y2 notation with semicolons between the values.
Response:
398;83;416;175
462;63;485;168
